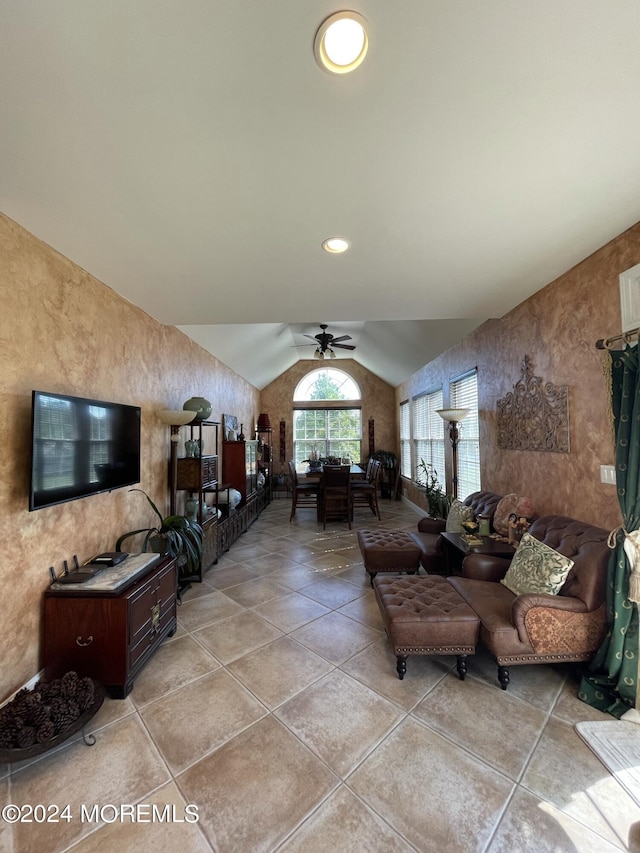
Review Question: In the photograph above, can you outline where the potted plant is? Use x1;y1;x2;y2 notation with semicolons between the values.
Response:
371;449;397;469
416;459;452;519
115;489;204;580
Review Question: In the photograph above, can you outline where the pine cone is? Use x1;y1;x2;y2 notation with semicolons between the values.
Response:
35;721;55;743
56;699;80;728
16;726;36;749
48;698;66;725
32;704;51;727
0;706;14;728
0;729;13;749
45;680;61;698
80;677;95;701
61;671;79;698
13;687;30;703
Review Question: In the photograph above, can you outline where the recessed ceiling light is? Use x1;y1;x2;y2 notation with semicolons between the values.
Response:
322;237;350;254
314;12;368;75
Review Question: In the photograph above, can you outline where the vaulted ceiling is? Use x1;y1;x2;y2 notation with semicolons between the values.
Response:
2;2;640;387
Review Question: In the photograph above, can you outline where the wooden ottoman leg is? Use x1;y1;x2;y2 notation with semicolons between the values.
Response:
455;654;468;680
396;655;408;680
369;571;377;588
498;666;510;690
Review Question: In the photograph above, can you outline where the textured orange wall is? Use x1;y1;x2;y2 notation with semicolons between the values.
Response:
0;213;259;702
259;359;396;478
398;222;640;529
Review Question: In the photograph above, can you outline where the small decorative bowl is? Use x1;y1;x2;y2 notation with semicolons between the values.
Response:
461;521;478;534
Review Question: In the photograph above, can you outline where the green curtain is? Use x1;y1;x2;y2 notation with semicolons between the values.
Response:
579;347;640;716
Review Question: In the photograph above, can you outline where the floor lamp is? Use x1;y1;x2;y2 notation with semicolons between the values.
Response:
157;409;196;515
436;408;470;500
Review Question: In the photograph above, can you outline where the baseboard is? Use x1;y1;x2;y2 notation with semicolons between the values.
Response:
400;494;428;517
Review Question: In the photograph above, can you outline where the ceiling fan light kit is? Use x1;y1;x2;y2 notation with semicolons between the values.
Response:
304;324;355;360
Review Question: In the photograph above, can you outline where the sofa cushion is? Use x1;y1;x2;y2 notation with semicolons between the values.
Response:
500;532;574;596
445;499;474;533
493;493;519;536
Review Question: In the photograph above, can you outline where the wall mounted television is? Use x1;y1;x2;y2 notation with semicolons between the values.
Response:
29;390;141;511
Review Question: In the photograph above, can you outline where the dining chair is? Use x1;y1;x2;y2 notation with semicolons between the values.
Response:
352;458;382;519
320;464;352;530
288;459;319;521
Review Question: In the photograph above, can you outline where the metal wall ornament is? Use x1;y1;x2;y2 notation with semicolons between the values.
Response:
497;355;569;453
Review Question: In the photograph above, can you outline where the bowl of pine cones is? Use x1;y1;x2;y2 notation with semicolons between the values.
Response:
0;671;105;761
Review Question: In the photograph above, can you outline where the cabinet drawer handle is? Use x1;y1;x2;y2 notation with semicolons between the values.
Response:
151;603;160;633
76;635;93;647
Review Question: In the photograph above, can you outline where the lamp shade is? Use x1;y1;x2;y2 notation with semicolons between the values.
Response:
157;409;197;426
436;408;470;423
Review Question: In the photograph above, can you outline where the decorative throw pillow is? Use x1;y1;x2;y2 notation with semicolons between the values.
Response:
493;493;519;536
501;532;574;596
445;499;474;533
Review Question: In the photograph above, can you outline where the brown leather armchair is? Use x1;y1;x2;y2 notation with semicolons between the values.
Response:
410;490;504;573
448;515;610;689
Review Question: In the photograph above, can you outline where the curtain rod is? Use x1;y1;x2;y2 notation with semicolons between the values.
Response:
595;327;640;350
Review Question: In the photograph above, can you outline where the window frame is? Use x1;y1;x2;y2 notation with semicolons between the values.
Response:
292;406;362;471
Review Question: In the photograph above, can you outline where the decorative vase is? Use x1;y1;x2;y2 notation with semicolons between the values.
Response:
185;498;199;521
183;396;212;422
478;514;491;537
185;439;198;458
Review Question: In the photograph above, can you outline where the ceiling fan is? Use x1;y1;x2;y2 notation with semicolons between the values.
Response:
301;324;356;360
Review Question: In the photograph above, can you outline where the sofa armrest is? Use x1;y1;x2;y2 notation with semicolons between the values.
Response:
461;554;511;583
512;593;587;623
511;594;605;655
417;517;446;535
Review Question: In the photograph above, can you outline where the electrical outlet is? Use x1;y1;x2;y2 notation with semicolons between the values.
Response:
600;465;616;485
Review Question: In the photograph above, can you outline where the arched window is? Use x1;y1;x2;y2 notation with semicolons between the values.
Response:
292;369;362;470
293;368;360;401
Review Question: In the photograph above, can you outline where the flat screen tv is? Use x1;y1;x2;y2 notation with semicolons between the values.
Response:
29;390;141;511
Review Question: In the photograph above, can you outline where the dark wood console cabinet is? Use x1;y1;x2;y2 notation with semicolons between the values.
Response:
43;556;177;698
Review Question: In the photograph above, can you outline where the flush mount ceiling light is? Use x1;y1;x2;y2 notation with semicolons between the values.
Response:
314;11;368;75
322;236;350;254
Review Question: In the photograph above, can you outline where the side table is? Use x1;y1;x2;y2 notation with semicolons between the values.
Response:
441;532;515;574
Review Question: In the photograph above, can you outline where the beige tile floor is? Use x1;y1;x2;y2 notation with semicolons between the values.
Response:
4;499;640;852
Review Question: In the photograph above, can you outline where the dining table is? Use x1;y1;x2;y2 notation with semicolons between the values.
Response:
302;464;365;521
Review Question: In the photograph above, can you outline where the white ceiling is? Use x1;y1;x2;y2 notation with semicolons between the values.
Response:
2;2;640;388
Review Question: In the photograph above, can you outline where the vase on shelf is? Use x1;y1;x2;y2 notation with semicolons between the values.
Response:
185;439;198;458
183;396;212;421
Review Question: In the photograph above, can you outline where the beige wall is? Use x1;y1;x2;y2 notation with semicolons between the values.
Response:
0;213;259;702
259;359;396;478
398;222;640;529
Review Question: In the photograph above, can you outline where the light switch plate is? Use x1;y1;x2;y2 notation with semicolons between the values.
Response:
600;465;616;485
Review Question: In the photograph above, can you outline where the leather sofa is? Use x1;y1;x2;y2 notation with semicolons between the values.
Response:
448;515;610;689
409;490;504;573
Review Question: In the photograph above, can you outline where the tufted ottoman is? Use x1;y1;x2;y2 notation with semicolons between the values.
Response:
373;575;480;680
357;529;422;587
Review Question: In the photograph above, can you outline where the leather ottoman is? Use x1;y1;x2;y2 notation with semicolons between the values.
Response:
357;529;422;587
373;575;480;680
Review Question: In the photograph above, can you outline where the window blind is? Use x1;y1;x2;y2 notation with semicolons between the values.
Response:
399;400;411;478
450;371;480;499
412;389;444;485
